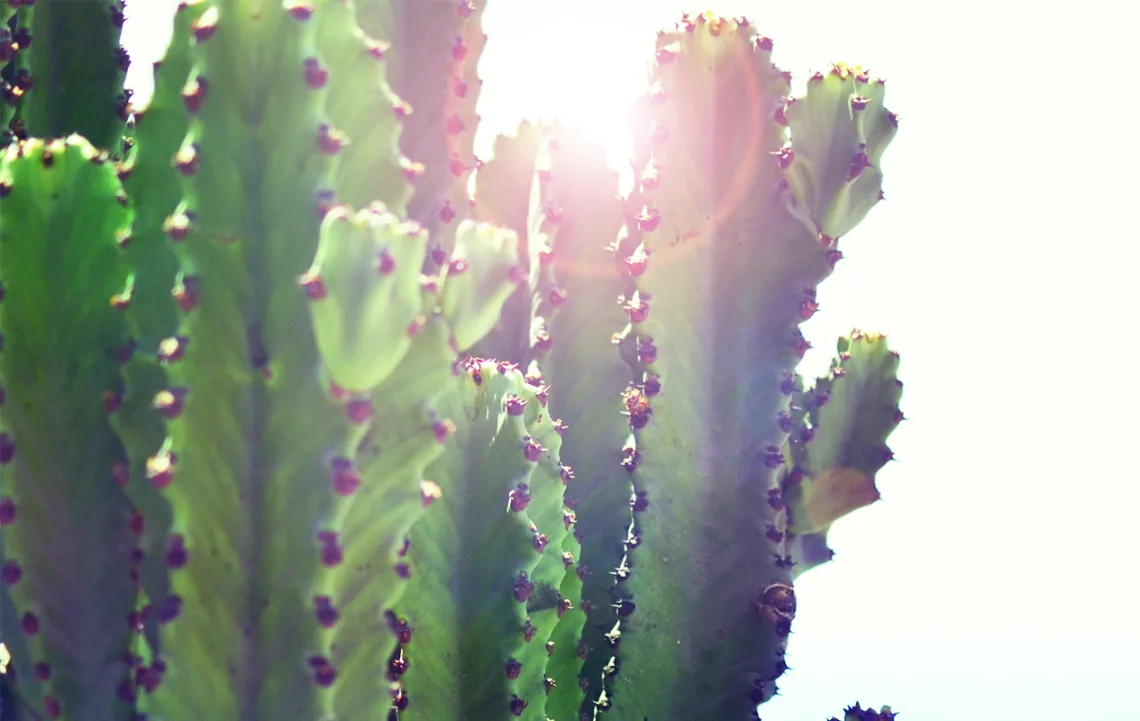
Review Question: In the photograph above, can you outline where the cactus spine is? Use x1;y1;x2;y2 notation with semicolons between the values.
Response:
0;3;905;721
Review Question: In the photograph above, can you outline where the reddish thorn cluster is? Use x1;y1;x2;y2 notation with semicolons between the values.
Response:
438;200;456;223
387;650;408;680
172;273;201;313
153;387;188;420
513;572;535;603
318;531;343;568
2;559;21;586
504;394;526;416
522;437;544;462
385;611;413;644
432;419;455;444
621;446;641;473
509;695;528;715
345;397;372;424
173;143;200;175
308;656;337;687
21;611;38;635
146;450;176;490
303;57;328;89
165;534;188;569
163;210;192;242
181;76;208;113
1;497;16;525
848;152;872;180
626;296;650;323
317;124;345;155
505;658;522;680
285;0;315;21
508;483;531;512
376;249;397;275
157;335;189;364
637;207;661;233
559;463;573;484
451;37;467;61
331;457;361;496
762;445;784;469
43;696;59;719
155;595;181;625
623;387;652;429
766;488;785;510
191;8;218;43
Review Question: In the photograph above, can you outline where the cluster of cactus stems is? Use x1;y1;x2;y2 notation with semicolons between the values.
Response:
0;3;905;721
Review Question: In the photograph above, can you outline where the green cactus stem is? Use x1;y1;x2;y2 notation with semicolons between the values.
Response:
518;127;641;719
95;2;519;719
364;0;488;266
781;331;903;578
392;359;571;720
0;135;139;721
601;13;895;719
470;121;544;363
16;1;130;153
830;702;898;721
1;3;33;144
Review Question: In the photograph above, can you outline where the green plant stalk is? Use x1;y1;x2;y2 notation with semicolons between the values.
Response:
392;360;569;719
0;136;138;721
365;0;487;266
521;128;638;720
781;331;904;578
19;0;129;153
605;14;896;719
98;1;516;719
470;121;544;363
1;3;34;143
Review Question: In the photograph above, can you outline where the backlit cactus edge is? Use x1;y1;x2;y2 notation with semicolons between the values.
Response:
0;2;905;720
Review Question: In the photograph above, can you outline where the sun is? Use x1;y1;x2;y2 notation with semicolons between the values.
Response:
476;2;668;184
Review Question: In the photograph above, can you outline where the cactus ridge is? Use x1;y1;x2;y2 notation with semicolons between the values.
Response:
391;359;572;720
0;135;138;721
597;13;895;719
780;331;904;577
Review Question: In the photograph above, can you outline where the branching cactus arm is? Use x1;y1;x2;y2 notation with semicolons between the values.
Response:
606;13;895;720
0;136;138;721
391;360;569;720
781;332;904;578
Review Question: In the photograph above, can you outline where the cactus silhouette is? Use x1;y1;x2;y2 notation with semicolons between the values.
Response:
0;4;903;721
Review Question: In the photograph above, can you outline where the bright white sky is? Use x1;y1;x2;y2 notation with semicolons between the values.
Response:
123;1;1139;719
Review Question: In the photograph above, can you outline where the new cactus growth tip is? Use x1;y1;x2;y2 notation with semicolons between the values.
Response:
0;4;905;721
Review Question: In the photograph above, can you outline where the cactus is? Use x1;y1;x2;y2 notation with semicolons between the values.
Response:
0;4;906;721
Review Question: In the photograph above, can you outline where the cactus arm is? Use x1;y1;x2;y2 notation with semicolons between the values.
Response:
470;122;544;362
117;5;197;352
1;4;33;144
316;0;411;215
603;14;895;719
781;332;903;578
392;360;569;720
520;129;638;719
20;1;129;152
831;702;898;721
0;136;138;721
373;0;486;266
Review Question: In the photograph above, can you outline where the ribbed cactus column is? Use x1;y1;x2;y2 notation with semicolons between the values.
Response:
522;128;640;720
601;13;895;720
0;136;139;721
102;1;518;719
391;359;571;720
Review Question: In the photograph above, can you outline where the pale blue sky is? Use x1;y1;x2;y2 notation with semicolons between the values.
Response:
123;1;1139;718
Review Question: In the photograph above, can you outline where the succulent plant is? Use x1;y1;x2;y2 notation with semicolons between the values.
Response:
0;3;905;721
